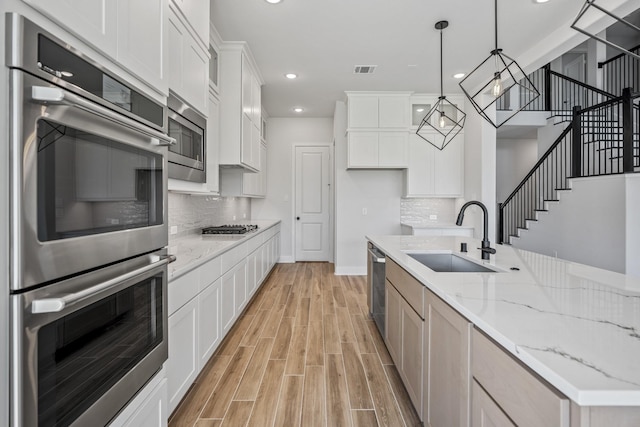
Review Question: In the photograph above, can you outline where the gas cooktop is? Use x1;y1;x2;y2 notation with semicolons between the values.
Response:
202;224;259;235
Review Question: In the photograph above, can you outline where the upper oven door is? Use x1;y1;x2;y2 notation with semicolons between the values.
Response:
10;70;172;290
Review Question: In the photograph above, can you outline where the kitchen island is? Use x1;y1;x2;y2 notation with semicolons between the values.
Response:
367;234;640;426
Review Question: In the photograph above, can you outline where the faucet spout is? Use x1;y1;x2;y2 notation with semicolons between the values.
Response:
456;200;495;260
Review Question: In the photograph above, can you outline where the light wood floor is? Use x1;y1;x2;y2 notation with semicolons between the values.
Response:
168;262;421;427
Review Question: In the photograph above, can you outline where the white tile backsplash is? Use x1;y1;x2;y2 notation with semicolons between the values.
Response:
400;198;456;224
168;193;251;239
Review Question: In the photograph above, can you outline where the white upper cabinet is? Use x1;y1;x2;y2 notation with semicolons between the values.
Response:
347;92;410;129
219;43;263;171
170;0;210;49
22;0;168;96
168;4;209;115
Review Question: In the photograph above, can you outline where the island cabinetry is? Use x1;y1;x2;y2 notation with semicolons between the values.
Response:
346;92;410;169
472;329;570;427
425;289;472;427
385;259;425;420
219;43;262;171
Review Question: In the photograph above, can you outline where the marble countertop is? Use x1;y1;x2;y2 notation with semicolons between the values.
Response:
168;220;280;279
367;234;640;406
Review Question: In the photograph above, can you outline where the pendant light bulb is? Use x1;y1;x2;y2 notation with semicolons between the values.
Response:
439;112;447;128
492;72;503;97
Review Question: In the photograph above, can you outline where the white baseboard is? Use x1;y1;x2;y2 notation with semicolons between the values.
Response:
277;256;295;263
334;266;367;276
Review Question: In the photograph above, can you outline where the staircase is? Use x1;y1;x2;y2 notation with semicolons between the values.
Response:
498;87;640;244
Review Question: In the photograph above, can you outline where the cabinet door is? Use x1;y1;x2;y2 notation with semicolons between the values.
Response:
116;0;167;94
427;291;472;427
168;10;185;95
241;55;253;118
471;380;515;427
168;297;198;413
220;269;236;334
379;95;409;128
171;0;209;46
404;133;434;197
378;132;408;168
206;91;220;193
198;279;220;370
251;75;262;126
385;280;402;365
22;0;117;58
183;42;209;114
241;114;255;170
234;261;248;312
247;250;258;296
348;132;378;168
121;379;168;427
401;298;424;418
348;95;379;128
434;133;464;197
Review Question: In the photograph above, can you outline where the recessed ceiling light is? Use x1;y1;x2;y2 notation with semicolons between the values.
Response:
453;73;465;79
265;0;282;3
416;108;425;113
534;0;549;3
293;107;304;113
285;73;297;79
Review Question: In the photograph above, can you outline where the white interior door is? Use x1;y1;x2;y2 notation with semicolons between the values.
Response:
295;146;330;261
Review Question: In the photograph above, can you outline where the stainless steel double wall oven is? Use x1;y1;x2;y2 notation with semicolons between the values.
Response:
7;14;174;426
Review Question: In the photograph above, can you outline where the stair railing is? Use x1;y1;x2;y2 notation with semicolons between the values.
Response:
599;44;640;96
499;89;639;244
498;125;573;244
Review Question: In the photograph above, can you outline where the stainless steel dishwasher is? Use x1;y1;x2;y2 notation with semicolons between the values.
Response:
367;242;386;336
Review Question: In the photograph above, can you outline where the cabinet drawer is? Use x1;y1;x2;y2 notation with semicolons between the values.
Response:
169;268;199;315
472;329;570;427
221;242;248;273
386;259;424;318
199;256;221;290
246;233;264;253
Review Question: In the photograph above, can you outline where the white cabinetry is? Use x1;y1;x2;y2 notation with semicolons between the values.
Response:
219;43;263;171
403;132;464;197
170;0;209;48
109;370;168;427
22;0;167;96
346;92;410;169
197;279;220;369
168;5;209;115
168;297;198;412
220;142;267;198
206;90;220;193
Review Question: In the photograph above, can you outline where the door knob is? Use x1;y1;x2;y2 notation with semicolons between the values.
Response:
296;216;300;220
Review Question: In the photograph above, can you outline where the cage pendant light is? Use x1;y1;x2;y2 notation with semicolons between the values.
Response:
571;0;640;61
416;21;466;151
458;0;539;128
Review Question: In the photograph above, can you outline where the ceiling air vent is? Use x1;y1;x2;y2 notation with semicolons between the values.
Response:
354;65;377;74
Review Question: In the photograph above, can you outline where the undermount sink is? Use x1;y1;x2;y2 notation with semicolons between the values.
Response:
405;252;499;273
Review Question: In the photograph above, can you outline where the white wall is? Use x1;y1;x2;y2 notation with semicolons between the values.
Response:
625;174;640;278
333;101;402;275
251;117;334;263
537;120;567;158
496;138;538;203
463;96;497;243
513;175;631;275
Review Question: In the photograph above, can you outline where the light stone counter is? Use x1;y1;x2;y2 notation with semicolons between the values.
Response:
367;234;640;406
168;220;280;280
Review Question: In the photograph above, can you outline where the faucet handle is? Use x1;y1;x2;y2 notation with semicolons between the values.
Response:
479;246;497;254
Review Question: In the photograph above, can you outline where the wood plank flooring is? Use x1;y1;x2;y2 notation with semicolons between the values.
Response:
169;263;420;427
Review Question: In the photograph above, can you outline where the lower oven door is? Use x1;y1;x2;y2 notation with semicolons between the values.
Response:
10;251;170;427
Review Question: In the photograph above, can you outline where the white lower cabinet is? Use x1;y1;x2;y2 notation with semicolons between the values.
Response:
167;297;198;413
110;371;167;427
197;279;221;370
220;268;236;334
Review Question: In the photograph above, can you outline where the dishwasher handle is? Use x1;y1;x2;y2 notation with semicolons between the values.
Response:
368;248;386;263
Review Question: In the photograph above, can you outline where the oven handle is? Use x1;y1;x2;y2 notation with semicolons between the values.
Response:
31;254;176;314
31;86;176;146
368;248;386;263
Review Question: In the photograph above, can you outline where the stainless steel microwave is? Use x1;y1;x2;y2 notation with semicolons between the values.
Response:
168;93;207;183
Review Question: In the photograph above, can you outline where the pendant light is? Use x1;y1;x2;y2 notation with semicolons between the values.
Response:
459;0;539;128
416;20;466;151
571;0;640;61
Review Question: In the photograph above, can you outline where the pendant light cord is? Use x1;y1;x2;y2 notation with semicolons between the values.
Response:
440;28;443;97
494;0;498;51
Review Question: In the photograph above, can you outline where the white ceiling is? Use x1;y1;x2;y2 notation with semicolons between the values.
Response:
211;0;638;118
